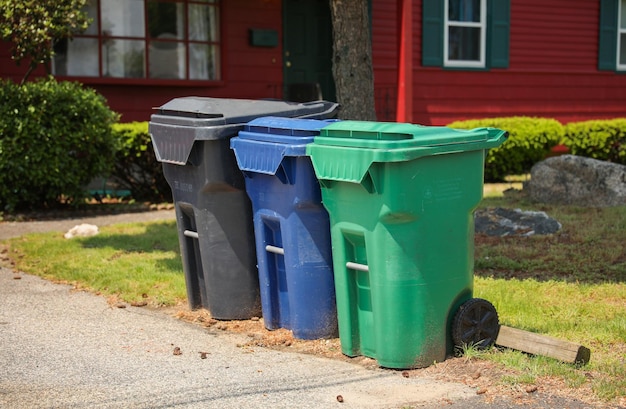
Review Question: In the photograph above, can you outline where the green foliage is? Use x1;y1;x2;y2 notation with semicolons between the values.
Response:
0;78;119;212
447;117;563;182
110;122;172;203
562;119;626;165
0;0;91;82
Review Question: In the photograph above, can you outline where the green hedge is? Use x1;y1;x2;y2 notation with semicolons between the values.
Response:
0;78;119;212
110;122;172;203
562;119;626;165
447;117;564;182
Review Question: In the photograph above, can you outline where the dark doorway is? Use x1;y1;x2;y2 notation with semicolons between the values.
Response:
283;0;336;102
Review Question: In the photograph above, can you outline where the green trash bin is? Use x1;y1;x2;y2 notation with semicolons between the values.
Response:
306;121;507;369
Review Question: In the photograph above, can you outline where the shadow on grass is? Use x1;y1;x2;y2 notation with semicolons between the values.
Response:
81;220;184;274
76;198;626;285
476;196;626;284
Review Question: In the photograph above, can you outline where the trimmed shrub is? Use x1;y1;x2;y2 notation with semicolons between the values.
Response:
447;117;563;182
0;78;119;212
562;119;626;165
110;122;172;203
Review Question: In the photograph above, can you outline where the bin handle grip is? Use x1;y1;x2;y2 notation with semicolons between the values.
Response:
346;261;369;272
266;245;285;255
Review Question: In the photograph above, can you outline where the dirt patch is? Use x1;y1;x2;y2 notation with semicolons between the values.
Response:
171;307;618;408
174;308;355;362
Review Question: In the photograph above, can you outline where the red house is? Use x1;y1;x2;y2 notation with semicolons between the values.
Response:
1;0;625;125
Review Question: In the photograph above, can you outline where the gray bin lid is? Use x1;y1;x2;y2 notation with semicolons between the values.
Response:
149;97;339;165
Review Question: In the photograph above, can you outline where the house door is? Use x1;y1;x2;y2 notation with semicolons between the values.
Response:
283;0;336;102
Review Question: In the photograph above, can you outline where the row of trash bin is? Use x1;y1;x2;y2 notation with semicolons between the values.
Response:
149;97;507;369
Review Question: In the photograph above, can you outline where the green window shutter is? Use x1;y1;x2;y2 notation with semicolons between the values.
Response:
487;0;510;68
598;0;618;71
422;0;444;66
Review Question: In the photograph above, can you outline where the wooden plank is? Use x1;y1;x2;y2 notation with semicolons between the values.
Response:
495;325;591;365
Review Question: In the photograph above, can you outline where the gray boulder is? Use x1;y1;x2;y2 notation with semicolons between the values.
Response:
525;155;626;207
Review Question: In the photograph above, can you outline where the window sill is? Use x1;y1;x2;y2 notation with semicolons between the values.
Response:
54;75;225;87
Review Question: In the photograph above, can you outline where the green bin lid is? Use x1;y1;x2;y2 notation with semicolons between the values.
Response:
315;121;490;149
306;121;508;184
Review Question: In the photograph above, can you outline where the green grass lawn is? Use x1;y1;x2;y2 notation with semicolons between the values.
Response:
474;192;626;403
3;191;625;404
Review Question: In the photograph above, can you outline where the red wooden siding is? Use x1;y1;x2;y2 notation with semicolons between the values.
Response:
2;0;625;124
372;0;400;121
371;0;626;125
510;1;599;71
0;42;48;80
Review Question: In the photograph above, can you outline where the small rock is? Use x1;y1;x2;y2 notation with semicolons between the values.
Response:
471;370;481;379
283;340;292;347
115;302;127;309
173;347;182;356
199;352;208;359
525;385;538;394
250;316;260;321
336;395;344;403
402;371;410;378
64;223;99;239
476;388;488;395
130;301;147;307
13;275;21;280
475;207;561;237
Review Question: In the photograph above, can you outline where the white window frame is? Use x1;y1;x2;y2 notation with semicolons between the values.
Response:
444;0;487;68
618;0;626;70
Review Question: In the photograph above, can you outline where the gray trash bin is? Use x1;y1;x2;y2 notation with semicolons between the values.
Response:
149;97;339;319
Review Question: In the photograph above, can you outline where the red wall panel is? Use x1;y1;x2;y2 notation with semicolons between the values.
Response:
371;0;626;125
2;0;625;125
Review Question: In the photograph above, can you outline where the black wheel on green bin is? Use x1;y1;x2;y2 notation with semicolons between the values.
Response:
452;298;500;350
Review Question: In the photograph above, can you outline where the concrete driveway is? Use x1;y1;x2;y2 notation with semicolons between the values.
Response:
1;266;479;409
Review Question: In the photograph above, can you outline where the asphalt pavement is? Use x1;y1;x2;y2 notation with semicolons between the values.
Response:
1;266;477;409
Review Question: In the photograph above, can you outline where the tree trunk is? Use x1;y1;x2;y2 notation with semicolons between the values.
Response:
329;0;377;120
21;61;39;86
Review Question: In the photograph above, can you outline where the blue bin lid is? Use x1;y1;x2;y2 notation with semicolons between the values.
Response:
231;117;337;176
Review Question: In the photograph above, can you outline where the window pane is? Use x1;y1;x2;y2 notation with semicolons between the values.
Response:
189;4;219;41
103;39;145;78
83;0;99;35
53;38;99;76
621;0;626;29
449;0;481;22
189;43;219;79
620;34;626;65
448;26;481;61
101;0;145;37
147;1;185;39
149;41;186;79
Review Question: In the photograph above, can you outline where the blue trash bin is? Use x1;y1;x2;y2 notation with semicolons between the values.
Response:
230;117;338;339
